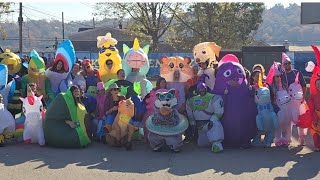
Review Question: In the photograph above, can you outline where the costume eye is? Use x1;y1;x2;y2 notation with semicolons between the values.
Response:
290;89;292;91
99;47;106;54
194;53;197;56
179;63;184;69
237;68;243;75
202;51;206;54
223;69;231;77
169;62;174;68
255;91;258;95
167;93;173;99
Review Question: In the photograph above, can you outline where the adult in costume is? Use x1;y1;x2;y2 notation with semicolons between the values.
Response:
81;59;100;92
46;40;76;95
0;49;23;115
267;62;293;147
122;38;153;99
186;82;224;152
97;33;122;83
251;74;278;147
21;50;54;105
159;56;193;111
0;94;15;146
44;85;90;148
306;45;320;151
212;54;257;148
146;89;188;152
193;42;221;91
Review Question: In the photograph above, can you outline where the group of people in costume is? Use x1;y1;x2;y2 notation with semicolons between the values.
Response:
1;32;320;153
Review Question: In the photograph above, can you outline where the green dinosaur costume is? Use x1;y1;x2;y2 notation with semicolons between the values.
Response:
44;88;90;148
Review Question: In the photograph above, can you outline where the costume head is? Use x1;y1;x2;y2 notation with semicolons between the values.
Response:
214;54;246;92
193;42;221;69
118;98;135;124
159;56;193;82
55;39;76;73
254;73;271;104
97;33;122;82
287;74;304;107
82;59;94;74
0;49;21;75
28;50;45;76
306;45;320;96
19;92;43;115
122;38;150;76
155;89;178;110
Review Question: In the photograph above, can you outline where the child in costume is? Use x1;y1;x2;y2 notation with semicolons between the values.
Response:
146;89;189;153
186;82;224;152
94;82;107;140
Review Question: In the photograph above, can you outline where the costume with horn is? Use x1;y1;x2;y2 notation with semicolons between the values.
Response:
306;45;320;150
251;73;278;147
122;38;152;99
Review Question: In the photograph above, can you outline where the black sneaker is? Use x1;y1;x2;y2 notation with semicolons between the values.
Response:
125;141;133;151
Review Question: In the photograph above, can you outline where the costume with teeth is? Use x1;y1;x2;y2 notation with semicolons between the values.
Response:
146;89;188;152
212;54;257;148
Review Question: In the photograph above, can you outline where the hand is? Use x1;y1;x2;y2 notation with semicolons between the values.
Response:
224;87;228;95
65;120;77;128
111;106;118;112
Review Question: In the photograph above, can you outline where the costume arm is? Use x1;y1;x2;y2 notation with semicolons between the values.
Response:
309;95;318;123
45;78;54;100
209;95;224;122
20;76;27;97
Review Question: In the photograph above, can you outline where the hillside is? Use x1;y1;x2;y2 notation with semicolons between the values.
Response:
1;3;320;53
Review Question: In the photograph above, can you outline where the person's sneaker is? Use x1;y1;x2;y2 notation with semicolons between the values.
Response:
153;146;163;152
212;144;221;153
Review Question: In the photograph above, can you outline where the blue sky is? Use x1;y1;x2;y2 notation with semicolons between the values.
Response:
4;1;298;22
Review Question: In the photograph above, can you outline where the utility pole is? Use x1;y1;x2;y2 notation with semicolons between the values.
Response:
93;17;95;28
18;2;23;56
62;12;64;40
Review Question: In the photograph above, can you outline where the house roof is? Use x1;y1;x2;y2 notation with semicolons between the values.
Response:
68;26;135;42
289;45;320;51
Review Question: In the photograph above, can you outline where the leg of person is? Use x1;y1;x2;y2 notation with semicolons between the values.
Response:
313;133;320;151
84;114;93;140
23;124;32;143
284;123;293;146
148;132;165;152
264;130;274;148
165;134;183;153
274;129;282;147
298;127;307;146
37;126;45;146
251;131;263;147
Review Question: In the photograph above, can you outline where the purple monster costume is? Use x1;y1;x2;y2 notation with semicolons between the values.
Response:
212;54;257;148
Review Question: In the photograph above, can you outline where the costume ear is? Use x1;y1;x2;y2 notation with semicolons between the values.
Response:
19;97;24;102
143;45;150;54
123;44;130;55
159;55;168;64
208;42;221;57
38;95;43;101
184;56;192;64
168;89;175;95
